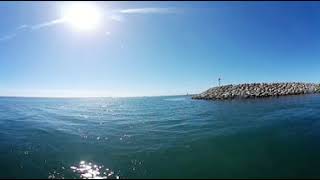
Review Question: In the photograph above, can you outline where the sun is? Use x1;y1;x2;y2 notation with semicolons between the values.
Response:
62;2;102;31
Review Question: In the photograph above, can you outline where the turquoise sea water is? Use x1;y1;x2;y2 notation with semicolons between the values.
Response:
1;95;320;178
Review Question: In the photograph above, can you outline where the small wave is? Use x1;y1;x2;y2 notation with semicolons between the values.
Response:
163;97;186;101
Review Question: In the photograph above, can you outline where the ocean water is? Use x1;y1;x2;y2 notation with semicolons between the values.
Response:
1;94;320;178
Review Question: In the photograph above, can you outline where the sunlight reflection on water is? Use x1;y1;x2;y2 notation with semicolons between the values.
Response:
70;161;119;179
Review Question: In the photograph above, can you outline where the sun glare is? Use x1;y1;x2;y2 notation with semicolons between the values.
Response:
62;2;102;31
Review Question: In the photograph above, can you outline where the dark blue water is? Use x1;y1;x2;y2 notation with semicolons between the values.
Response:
1;95;320;178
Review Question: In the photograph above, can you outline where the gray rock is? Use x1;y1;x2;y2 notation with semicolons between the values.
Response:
192;82;320;100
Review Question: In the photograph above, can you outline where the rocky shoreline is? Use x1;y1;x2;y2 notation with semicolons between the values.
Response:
192;82;320;100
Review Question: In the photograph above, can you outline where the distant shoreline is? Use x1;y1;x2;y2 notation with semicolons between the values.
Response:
192;82;320;100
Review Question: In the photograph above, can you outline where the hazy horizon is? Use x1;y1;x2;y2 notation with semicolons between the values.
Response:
0;93;192;98
1;1;320;97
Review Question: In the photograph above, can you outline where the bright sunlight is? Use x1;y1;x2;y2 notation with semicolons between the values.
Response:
62;2;102;31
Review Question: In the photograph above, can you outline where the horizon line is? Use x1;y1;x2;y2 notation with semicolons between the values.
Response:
0;94;195;99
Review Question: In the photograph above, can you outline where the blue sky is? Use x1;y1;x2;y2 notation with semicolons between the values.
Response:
1;1;320;97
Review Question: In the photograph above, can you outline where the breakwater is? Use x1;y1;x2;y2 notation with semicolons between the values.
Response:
192;82;320;100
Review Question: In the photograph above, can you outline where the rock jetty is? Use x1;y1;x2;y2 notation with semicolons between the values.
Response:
192;82;320;100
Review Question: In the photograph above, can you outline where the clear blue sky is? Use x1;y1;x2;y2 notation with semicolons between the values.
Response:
1;1;320;97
